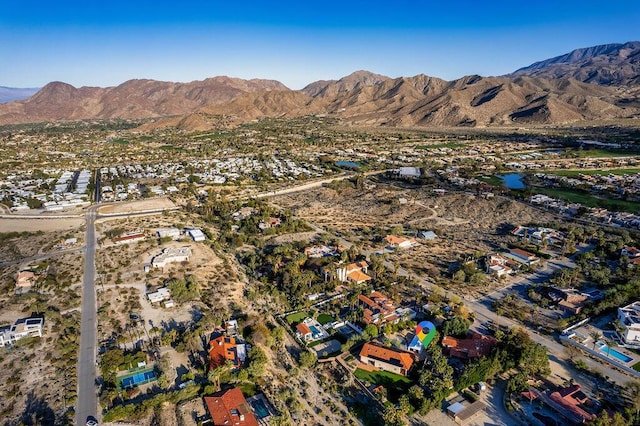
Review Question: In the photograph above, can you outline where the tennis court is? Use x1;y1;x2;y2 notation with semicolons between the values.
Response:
118;368;157;389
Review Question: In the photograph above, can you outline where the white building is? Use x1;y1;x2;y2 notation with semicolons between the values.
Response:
186;228;206;242
147;287;171;304
156;228;181;240
618;301;640;347
151;246;191;269
0;317;44;347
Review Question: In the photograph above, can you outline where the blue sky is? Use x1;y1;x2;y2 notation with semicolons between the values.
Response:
1;1;639;89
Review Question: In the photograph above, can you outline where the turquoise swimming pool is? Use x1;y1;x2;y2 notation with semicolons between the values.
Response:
596;341;633;363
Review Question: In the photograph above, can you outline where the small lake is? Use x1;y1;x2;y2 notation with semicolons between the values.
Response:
499;173;526;189
335;161;361;168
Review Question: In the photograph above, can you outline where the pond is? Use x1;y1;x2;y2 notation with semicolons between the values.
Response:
499;173;526;189
335;161;361;168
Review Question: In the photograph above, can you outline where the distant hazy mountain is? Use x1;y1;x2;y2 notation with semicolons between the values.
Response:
511;41;640;86
0;86;39;103
1;42;639;128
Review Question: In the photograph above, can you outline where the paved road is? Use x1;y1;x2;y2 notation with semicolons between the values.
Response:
76;206;98;425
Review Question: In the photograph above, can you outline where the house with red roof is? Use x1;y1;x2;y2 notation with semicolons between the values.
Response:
204;387;259;426
209;335;247;370
359;342;415;376
442;331;497;360
385;234;416;249
325;260;372;284
505;248;540;266
358;291;400;325
547;384;596;424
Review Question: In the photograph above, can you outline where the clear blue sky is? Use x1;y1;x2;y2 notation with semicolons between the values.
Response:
1;0;639;89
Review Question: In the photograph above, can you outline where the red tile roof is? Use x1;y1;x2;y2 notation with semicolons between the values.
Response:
510;248;537;259
204;387;259;426
360;342;415;372
442;331;497;359
296;323;312;335
358;292;398;325
549;385;596;423
209;336;241;369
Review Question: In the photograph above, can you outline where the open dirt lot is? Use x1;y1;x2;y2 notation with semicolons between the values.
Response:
98;197;176;215
0;217;84;233
273;185;558;297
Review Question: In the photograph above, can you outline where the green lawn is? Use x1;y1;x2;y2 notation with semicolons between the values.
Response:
317;314;334;325
354;368;412;386
285;311;307;324
573;148;640;158
633;361;640;372
546;168;640;177
529;187;640;214
478;175;504;186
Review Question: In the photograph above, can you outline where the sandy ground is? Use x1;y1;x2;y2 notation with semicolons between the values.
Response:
98;197;175;215
0;217;84;233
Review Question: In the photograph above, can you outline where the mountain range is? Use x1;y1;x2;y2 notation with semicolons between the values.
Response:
1;42;639;129
0;86;40;104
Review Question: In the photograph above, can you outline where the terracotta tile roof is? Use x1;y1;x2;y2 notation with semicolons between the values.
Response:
113;232;145;242
347;270;371;283
442;331;497;359
549;384;596;423
510;248;537;259
358;292;398;325
204;387;259;426
360;342;415;371
209;336;241;369
296;323;312;335
385;235;406;245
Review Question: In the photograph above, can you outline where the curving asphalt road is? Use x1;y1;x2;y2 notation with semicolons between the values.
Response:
75;206;98;425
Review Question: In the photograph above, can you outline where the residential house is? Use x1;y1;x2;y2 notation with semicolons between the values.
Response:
304;245;339;258
296;323;313;341
418;230;438;241
622;245;640;259
358;291;400;325
113;231;145;245
258;217;282;231
407;334;426;357
336;261;372;284
397;167;421;179
209;335;247;370
549;287;589;315
295;318;329;342
385;235;416;249
0;317;44;347
618;301;640;346
151;246;191;269
447;400;487;423
359;342;415;376
204;387;259;426
186;228;206;242
442;331;497;360
485;254;513;277
505;248;539;266
147;287;171;304
547;384;596;423
156;228;181;240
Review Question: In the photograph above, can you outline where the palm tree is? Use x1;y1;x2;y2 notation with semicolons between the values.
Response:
589;331;603;351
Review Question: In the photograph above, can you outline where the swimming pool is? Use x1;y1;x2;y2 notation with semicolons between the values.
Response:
596;341;633;363
250;399;270;419
309;325;321;337
335;161;361;168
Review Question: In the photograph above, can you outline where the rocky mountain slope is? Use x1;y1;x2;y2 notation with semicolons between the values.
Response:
1;42;639;128
511;41;640;86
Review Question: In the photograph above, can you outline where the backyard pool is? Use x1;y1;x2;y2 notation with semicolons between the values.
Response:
596;341;633;363
309;325;321;337
250;399;270;419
